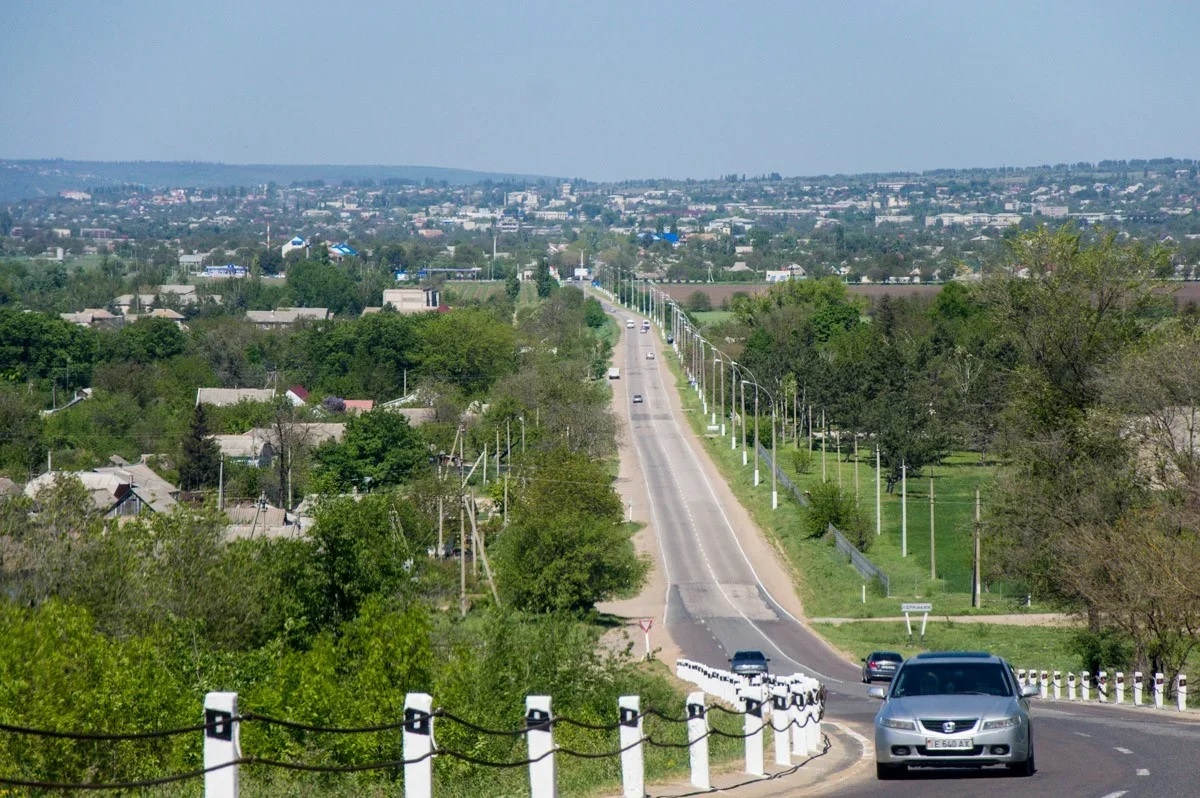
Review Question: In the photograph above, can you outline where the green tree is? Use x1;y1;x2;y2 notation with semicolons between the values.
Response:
178;403;221;491
492;447;644;613
0;386;45;477
492;512;646;614
287;259;357;314
984;228;1170;609
313;410;427;493
418;307;516;396
535;259;555;298
686;290;712;312
0;308;98;383
104;317;188;363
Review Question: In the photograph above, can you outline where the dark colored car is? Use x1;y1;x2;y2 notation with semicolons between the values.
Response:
729;650;770;676
862;651;904;683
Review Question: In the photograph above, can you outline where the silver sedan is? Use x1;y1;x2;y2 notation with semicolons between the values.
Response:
870;651;1038;779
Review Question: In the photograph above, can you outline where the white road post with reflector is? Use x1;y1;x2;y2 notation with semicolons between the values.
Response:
638;618;653;660
901;603;931;640
1154;672;1164;709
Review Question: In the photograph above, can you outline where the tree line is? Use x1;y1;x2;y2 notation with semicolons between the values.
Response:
719;226;1200;681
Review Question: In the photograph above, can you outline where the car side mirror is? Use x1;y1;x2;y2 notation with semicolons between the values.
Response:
861;657;867;663
867;686;887;700
1021;684;1040;698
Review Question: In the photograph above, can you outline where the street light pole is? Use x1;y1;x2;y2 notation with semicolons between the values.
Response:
770;394;778;509
719;355;726;437
710;346;717;425
740;375;748;466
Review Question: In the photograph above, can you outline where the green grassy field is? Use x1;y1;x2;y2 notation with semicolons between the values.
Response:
814;621;1084;674
691;310;734;327
445;280;538;304
780;444;994;596
662;352;1044;618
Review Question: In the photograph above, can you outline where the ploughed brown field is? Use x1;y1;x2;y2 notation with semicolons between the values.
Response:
660;281;1200;306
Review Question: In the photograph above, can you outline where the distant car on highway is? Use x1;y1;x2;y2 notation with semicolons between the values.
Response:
729;649;770;676
632;394;644;404
862;651;904;683
870;651;1038;779
625;320;635;329
646;351;655;360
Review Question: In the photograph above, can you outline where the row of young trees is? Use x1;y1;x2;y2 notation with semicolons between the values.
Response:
718;227;1200;681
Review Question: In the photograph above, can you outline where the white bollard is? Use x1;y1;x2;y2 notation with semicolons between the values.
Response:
771;685;791;767
1133;672;1143;706
1053;671;1062;701
1178;674;1188;712
618;696;644;798
1154;673;1164;709
1098;671;1108;703
1115;672;1125;704
526;696;555;798
1039;671;1049;700
403;693;434;798
742;685;766;777
1067;672;1077;701
204;692;240;798
1017;668;1026;687
806;684;823;754
789;681;809;756
686;692;710;790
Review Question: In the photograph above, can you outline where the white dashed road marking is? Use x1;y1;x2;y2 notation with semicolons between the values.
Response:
1136;768;1150;776
1114;747;1133;754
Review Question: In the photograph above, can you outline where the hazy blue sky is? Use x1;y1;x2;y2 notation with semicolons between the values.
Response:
3;1;1199;181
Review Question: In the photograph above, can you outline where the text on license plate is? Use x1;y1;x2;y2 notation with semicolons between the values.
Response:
926;738;973;750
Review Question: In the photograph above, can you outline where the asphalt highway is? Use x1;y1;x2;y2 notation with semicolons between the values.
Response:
614;308;1200;798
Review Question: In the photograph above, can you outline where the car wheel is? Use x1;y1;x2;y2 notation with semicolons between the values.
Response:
1008;738;1035;776
876;763;905;780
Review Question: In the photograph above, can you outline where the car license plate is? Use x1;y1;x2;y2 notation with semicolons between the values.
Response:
926;738;973;750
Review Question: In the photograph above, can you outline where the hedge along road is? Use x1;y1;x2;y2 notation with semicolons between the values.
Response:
606;304;1200;798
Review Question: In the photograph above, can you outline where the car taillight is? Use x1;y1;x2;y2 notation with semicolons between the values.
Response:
869;661;878;669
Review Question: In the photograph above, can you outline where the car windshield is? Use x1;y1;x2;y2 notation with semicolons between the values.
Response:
872;652;902;662
733;651;765;662
891;662;1013;697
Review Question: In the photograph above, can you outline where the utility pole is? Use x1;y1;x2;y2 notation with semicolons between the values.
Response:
752;387;760;486
719;356;726;437
217;456;224;512
901;462;908;558
930;478;936;580
740;377;747;466
875;444;881;536
854;435;860;504
973;488;982;608
836;430;842;488
459;499;467;617
821;409;827;483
